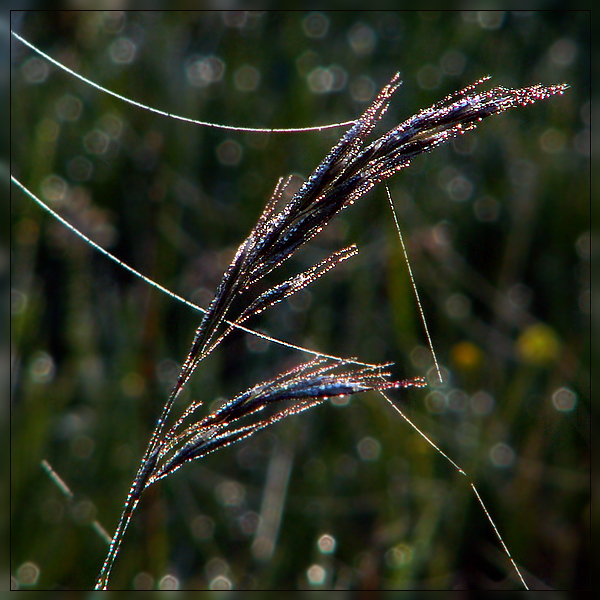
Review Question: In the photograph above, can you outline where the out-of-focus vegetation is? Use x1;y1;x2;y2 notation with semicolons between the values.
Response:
11;10;589;591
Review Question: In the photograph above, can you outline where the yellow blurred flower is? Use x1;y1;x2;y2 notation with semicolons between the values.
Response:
516;323;561;366
450;341;483;371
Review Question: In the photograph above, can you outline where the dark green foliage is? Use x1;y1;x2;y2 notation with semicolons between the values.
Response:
11;10;589;591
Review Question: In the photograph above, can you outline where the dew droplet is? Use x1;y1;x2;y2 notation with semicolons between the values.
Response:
317;533;336;553
303;12;329;38
307;564;326;585
551;387;577;412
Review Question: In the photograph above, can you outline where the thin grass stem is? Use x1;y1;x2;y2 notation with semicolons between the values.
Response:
11;30;356;133
471;483;530;590
40;460;112;547
10;175;377;369
379;390;529;589
385;185;443;383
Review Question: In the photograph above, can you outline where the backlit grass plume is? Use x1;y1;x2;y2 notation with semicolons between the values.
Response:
95;74;567;590
148;358;421;487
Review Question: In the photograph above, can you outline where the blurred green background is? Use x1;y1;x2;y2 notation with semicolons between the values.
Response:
11;10;590;591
